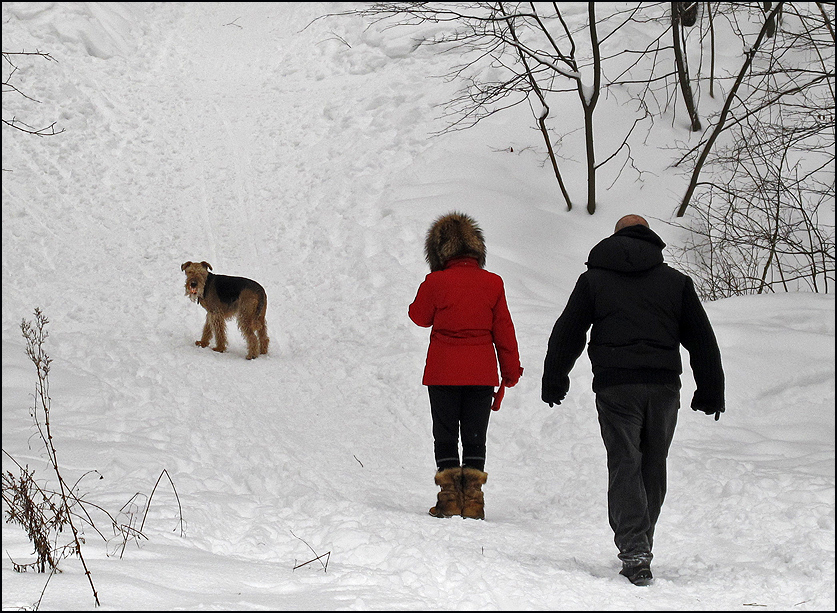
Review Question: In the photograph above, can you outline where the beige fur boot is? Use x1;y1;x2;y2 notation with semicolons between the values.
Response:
461;467;488;520
428;467;463;518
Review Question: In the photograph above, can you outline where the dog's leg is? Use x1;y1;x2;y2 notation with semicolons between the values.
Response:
257;320;269;355
238;312;261;360
197;315;212;348
244;329;260;360
256;297;269;355
211;314;227;353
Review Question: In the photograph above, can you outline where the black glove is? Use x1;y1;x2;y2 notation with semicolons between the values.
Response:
692;405;724;421
542;387;566;408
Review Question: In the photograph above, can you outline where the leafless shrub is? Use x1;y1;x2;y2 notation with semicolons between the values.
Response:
2;309;185;608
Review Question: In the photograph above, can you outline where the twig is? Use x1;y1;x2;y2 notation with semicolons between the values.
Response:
2;50;65;136
290;530;330;573
34;563;60;611
319;31;351;48
139;469;185;537
292;551;331;572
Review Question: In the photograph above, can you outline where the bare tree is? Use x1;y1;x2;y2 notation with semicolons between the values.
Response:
670;127;834;298
335;3;644;214
331;1;834;289
670;2;835;297
676;1;786;217
500;3;573;210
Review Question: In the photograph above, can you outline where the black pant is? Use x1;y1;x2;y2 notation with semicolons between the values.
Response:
428;385;493;471
595;383;680;564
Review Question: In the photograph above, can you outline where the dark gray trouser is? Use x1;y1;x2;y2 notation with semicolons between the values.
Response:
595;383;680;564
428;385;493;471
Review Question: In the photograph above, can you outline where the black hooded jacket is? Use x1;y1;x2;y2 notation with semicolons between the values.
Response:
542;225;724;412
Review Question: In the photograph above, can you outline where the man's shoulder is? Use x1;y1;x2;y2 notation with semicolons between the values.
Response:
656;262;690;280
585;261;687;277
584;263;692;295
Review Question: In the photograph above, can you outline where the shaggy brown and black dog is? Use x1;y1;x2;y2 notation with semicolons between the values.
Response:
181;261;269;359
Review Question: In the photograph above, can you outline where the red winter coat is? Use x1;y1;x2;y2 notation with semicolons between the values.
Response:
409;257;521;387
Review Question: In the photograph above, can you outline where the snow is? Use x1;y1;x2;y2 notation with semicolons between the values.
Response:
2;2;834;610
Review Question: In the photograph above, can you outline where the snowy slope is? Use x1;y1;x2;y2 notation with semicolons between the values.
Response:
2;3;834;610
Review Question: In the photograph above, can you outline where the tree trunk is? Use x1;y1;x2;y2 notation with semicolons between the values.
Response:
583;104;596;215
583;1;601;215
537;112;574;211
763;2;781;38
707;2;716;98
672;2;702;131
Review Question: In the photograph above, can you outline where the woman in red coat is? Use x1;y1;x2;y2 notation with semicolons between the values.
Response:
409;212;522;520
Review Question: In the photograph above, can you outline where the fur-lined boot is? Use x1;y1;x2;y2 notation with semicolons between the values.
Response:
461;467;488;520
428;467;463;518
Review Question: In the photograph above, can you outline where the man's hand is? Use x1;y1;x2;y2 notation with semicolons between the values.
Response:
692;405;724;421
542;391;565;408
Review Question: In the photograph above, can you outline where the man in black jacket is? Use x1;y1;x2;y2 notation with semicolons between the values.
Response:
542;214;725;586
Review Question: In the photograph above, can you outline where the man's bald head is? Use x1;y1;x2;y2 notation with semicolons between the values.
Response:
615;215;649;233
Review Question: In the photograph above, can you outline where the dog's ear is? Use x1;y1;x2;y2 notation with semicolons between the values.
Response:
181;261;192;272
201;261;212;271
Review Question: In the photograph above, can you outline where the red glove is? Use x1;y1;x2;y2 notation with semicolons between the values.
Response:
492;367;523;410
503;366;524;388
491;385;505;411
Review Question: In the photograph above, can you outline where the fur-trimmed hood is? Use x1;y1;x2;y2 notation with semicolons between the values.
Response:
424;212;487;272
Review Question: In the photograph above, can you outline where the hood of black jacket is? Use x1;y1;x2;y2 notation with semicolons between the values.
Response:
585;224;666;273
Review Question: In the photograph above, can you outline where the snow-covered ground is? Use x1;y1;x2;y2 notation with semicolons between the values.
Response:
2;3;834;610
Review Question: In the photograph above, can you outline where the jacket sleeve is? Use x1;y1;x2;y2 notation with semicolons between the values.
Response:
542;275;593;404
408;276;435;328
679;277;725;412
492;280;522;385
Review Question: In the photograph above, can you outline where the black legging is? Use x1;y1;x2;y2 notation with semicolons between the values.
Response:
428;385;493;471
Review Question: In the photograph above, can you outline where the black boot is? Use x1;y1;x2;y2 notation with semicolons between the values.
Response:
619;560;653;586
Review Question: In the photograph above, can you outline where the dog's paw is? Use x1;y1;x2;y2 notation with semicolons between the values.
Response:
195;340;209;348
212;347;226;353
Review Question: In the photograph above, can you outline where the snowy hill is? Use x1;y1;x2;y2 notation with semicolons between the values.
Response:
2;3;834;610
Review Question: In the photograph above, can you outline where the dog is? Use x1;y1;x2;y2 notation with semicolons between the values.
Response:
181;261;269;359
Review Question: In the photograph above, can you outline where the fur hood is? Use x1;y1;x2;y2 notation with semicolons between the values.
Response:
424;212;487;272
